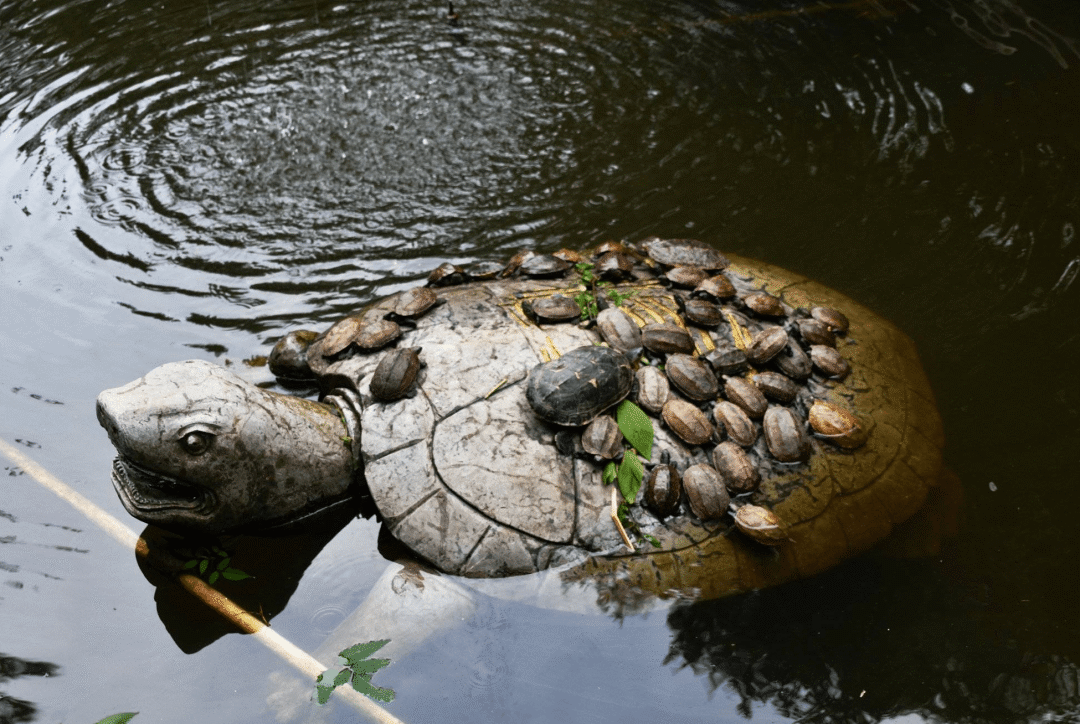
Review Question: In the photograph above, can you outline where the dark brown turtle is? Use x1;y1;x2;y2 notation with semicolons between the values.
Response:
681;297;724;327
694;274;736;300
522;294;581;324
662;265;708;288
593;251;635;281
682;464;730;520
370;347;423;401
641;323;694;355
526;346;634;426
644;464;682;517
581;415;622;460
268;330;319;380
664;354;719;401
391;287;440;319
427;262;467;287
662;398;714;445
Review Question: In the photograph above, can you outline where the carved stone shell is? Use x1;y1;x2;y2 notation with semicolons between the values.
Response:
596;307;643;354
661;398;714;445
682;464;730;520
733;505;788;546
641;323;694;355
711;441;760;493
581;415;622;459
635;365;670;415
664;353;719;402
645;464;682;517
762;406;811;462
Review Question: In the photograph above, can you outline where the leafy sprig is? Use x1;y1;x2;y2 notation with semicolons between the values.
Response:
603;400;652;506
182;544;252;586
316;640;396;705
573;262;636;320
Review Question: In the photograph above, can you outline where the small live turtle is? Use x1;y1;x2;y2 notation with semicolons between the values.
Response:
389;287;441;320
370;347;423;402
522;294;582;324
526;346;634;426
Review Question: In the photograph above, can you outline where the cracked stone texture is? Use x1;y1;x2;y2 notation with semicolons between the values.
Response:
344;255;945;589
432;384;577;543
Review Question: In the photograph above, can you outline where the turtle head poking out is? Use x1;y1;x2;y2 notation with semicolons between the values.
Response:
96;359;356;535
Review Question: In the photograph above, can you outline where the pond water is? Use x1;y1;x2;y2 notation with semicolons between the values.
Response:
2;0;1079;722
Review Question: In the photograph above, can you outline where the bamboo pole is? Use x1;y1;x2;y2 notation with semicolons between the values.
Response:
0;437;405;724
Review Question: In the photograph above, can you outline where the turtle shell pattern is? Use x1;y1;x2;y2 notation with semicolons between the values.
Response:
313;254;945;597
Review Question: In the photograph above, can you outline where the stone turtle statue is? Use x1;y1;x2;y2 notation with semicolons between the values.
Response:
97;239;946;601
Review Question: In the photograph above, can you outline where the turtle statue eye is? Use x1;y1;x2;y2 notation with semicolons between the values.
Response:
180;430;213;455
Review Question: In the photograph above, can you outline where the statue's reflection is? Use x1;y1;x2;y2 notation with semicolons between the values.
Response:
134;501;362;653
0;653;59;724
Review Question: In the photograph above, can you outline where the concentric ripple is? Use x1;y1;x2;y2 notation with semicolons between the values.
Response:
1;0;1078;331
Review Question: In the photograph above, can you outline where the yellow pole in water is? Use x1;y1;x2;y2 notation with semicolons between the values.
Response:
0;437;405;724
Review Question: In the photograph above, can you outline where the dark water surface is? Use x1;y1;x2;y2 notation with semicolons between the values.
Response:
2;0;1079;722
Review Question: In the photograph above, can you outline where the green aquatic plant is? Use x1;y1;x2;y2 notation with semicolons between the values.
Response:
315;640;396;705
182;544;252;586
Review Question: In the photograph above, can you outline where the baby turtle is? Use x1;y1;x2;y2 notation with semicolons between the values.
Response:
526;346;634;426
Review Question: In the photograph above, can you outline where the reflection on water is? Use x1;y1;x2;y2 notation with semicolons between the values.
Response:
668;556;1080;723
0;653;59;724
1;0;1079;722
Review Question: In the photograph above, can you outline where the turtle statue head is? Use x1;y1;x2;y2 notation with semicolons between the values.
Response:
96;359;356;535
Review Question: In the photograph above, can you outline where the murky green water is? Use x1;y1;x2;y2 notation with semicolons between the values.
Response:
2;0;1079;722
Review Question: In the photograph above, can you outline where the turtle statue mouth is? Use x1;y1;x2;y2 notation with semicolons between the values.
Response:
111;455;214;515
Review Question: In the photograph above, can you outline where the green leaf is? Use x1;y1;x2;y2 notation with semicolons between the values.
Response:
94;714;138;724
616;400;653;460
617;451;644;505
351;675;396;703
315;683;334;706
333;668;351;687
642;532;662;548
183;559;198;570
217;557;230;570
602;461;617;486
339;640;391;668
198;559;208;576
208;571;219;585
349;657;391;675
221;568;252;581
